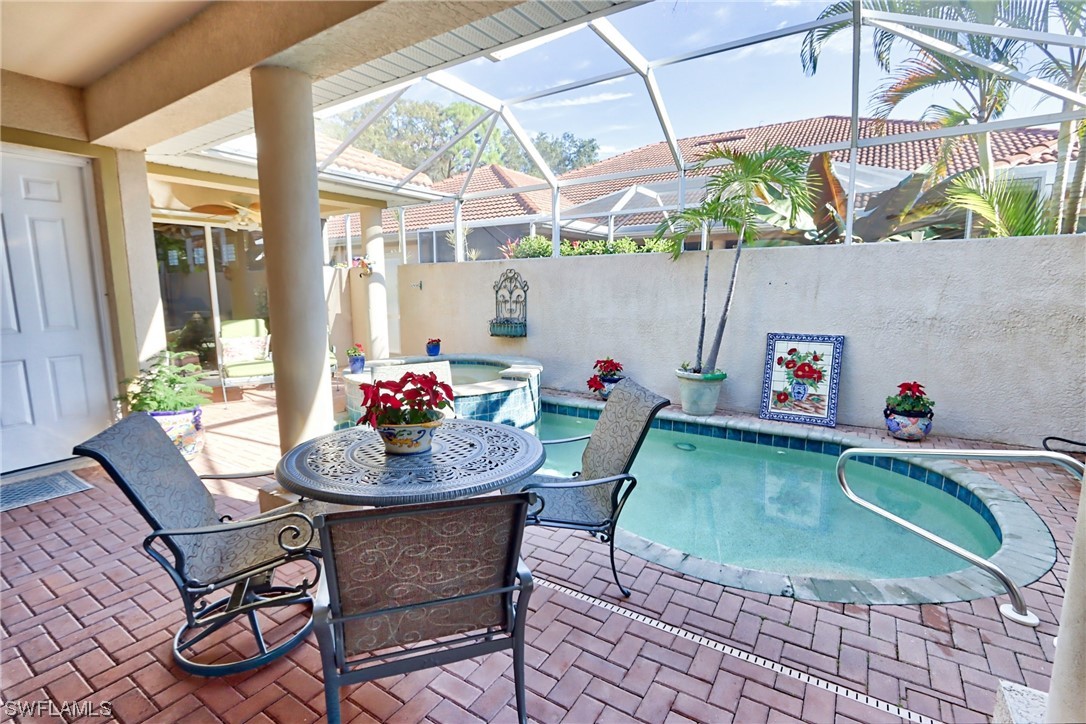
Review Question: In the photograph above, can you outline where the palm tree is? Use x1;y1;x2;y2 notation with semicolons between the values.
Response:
652;145;812;374
946;171;1048;237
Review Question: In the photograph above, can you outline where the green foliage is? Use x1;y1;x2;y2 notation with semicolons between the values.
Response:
319;100;598;182
501;234;553;258
118;354;212;412
946;171;1049;237
558;236;670;256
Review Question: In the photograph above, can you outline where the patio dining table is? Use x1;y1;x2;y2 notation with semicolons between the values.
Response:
275;418;546;507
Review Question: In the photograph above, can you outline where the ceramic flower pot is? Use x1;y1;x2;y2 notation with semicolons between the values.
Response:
148;407;205;460
883;407;933;441
348;355;366;374
597;375;624;400
675;370;727;416
377;419;442;454
426;342;441;356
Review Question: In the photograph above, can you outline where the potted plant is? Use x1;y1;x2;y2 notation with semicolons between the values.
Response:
586;357;624;400
652;144;812;415
346;343;366;374
884;381;935;441
118;354;213;459
356;371;454;454
426;337;441;356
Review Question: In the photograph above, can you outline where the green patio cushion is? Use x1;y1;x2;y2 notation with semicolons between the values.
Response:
222;359;275;378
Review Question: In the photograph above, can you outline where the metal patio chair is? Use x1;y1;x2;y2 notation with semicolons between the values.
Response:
74;413;340;676
505;378;669;596
313;494;535;724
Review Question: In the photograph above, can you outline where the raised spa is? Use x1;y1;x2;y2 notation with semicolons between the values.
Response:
538;401;1055;605
343;354;542;429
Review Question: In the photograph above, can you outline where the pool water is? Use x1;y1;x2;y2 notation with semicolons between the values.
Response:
535;413;1000;580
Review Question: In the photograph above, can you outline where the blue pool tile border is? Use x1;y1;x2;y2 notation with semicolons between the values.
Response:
541;396;1055;606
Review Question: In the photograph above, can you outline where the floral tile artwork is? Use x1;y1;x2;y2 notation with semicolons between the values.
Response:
759;333;845;427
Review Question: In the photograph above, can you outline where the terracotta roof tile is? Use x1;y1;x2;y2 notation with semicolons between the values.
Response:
315;134;432;186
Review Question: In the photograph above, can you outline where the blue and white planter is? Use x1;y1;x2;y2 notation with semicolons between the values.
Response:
884;407;934;441
348;354;366;374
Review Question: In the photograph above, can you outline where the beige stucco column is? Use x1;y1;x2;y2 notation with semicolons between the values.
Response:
1047;483;1086;721
362;207;389;359
251;65;332;453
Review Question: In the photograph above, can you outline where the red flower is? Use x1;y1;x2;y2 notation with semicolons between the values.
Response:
787;348;797;355
897;381;926;397
776;356;784;366
356;371;452;427
776;391;789;403
812;354;820;362
813;369;823;382
593;357;624;377
795;362;815;379
586;376;605;392
785;360;797;370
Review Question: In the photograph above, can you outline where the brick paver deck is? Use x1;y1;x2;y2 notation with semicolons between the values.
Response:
1;388;1079;723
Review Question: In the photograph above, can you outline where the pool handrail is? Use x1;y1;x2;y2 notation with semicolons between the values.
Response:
836;448;1085;627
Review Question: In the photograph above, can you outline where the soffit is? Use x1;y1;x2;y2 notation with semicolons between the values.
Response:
0;1;211;87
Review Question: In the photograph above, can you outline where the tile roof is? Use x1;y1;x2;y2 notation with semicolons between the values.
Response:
323;116;1073;238
315;134;432;187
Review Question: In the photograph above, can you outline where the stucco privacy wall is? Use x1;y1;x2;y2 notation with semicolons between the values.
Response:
397;236;1085;446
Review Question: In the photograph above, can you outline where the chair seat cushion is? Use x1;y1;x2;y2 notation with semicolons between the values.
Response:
223;359;275;378
503;474;614;528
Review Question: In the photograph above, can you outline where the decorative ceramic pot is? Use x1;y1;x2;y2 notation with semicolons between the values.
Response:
675;370;727;415
377;419;442;455
790;381;809;402
148;407;205;460
883;407;933;441
426;342;441;356
348;355;366;374
597;375;624;400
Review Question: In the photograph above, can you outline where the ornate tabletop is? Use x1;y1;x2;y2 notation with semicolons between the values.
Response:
276;419;546;506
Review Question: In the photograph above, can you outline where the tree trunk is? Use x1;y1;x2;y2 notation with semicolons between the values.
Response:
693;251;709;372
1045;109;1074;232
704;228;745;374
977;132;994;179
1061;119;1085;235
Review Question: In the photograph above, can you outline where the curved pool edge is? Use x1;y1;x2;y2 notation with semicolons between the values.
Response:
542;393;1056;606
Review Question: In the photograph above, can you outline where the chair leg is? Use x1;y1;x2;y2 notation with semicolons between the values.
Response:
325;685;342;724
513;630;527;724
608;526;631;597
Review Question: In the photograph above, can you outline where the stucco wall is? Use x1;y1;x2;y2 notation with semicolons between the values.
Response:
397;236;1085;446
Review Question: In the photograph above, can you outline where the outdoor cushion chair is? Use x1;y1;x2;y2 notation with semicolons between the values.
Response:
503;377;669;596
74;413;347;676
213;318;337;397
313;494;535;724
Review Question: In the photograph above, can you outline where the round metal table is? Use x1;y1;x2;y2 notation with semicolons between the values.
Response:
275;419;546;506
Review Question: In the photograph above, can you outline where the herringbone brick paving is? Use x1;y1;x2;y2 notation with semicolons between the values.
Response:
1;388;1078;722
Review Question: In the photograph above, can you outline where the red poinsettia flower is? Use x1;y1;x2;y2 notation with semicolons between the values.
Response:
357;371;453;427
785;360;797;370
593;357;624;377
776;391;789;403
586;376;605;392
897;381;926;397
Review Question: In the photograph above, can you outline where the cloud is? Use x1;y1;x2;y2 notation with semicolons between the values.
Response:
519;92;634;110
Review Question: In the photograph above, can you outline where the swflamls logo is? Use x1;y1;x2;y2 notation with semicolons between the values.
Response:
3;699;113;718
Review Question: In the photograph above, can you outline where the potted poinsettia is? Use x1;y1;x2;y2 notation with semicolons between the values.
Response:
586;357;624;400
426;338;441;356
651;144;812;415
356;371;454;454
884;381;935;441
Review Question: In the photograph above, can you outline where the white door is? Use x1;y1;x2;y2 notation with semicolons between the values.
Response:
1;150;113;472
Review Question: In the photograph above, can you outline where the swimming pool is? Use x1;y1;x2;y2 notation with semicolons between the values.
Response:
536;405;1055;604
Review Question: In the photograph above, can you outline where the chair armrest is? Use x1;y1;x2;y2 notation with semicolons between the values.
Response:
520;473;634;491
541;434;591;446
146;509;315;548
199;470;275;480
516;558;534;592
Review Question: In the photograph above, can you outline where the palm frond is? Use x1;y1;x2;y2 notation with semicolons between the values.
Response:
946;171;1050;237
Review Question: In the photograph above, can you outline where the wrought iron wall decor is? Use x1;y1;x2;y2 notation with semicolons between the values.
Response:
490;269;528;337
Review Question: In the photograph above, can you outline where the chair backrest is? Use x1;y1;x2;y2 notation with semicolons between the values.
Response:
580;378;670;481
221;318;267;338
73;414;220;562
316;493;531;656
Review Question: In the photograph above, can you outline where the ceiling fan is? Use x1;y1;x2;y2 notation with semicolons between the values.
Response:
189;200;262;229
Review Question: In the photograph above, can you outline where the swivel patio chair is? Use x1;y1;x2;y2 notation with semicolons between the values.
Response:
504;378;669;596
74;413;337;676
313;494;535;724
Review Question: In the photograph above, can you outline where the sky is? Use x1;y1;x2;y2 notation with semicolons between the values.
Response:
402;0;1061;160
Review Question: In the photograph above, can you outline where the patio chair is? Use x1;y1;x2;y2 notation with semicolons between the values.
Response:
73;413;342;676
313;494;535;724
504;378;668;596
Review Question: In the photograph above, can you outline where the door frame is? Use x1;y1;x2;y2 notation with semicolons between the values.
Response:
1;144;119;437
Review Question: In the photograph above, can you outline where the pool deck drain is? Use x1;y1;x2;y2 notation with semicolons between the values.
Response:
538;577;942;724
